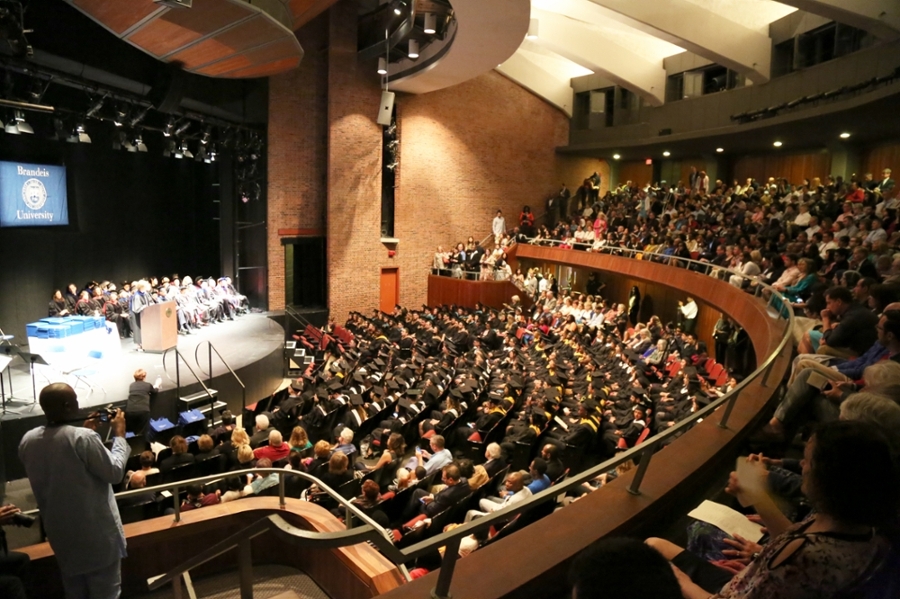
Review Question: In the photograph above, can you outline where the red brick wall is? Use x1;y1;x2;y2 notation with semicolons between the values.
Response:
267;5;606;319
267;13;329;310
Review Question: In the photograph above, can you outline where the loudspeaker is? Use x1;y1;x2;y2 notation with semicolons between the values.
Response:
150;64;188;114
376;91;395;126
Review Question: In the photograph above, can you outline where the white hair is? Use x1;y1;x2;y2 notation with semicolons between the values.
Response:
339;428;354;443
486;442;501;459
268;429;283;446
255;414;269;431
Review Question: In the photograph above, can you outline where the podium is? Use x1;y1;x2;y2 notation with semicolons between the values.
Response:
142;301;178;353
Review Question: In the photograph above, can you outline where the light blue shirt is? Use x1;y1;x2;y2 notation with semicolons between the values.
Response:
424;448;453;475
527;474;551;494
19;425;130;575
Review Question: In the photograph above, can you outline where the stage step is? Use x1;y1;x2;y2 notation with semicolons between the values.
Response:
199;401;227;415
179;389;218;405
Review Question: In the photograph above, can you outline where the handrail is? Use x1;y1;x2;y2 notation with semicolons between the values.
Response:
411;240;796;598
194;340;247;421
161;347;218;417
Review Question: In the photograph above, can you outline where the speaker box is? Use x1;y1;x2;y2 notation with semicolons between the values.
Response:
376;91;395;126
150;65;188;114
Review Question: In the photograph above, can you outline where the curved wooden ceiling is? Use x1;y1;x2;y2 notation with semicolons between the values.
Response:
66;0;339;78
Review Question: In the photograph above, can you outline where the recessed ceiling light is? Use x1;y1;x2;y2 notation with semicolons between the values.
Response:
839;132;851;139
773;141;783;147
716;147;724;153
662;151;670;157
612;154;621;160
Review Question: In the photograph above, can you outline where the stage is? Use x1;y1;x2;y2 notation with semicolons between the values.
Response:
1;312;289;481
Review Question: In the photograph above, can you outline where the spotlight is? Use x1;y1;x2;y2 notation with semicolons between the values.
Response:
4;114;19;135
11;110;32;134
85;96;105;118
179;139;193;159
174;120;191;137
163;139;176;157
423;13;436;34
113;104;128;127
612;154;621;160
201;125;212;145
195;145;208;162
132;132;148;152
662;150;670;157
773;140;782;147
839;132;851;139
378;57;387;75
207;143;217;162
163;116;176;137
129;106;151;127
527;18;539;39
408;39;419;59
75;122;91;143
393;1;406;16
716;147;724;153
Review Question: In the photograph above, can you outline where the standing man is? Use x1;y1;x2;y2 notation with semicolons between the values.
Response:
19;383;130;599
678;297;698;335
492;210;506;245
877;168;894;194
129;280;151;352
125;368;161;435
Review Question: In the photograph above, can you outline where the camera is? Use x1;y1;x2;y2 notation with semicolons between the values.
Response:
93;406;117;422
11;512;35;528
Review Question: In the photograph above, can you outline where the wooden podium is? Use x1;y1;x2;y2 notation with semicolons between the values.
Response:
141;301;178;353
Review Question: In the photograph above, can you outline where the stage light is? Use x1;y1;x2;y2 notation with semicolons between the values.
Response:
163;116;176;137
393;1;406;16
4;115;19;135
423;13;436;34
9;110;32;134
613;154;620;160
839;132;851;139
527;18;539;39
85;96;105;118
408;39;419;59
113;105;128;127
773;140;782;147
377;57;387;75
195;145;207;162
75;122;91;143
716;147;724;153
662;150;670;157
174;120;191;137
201;125;212;145
132;132;147;152
163;139;176;157
207;143;217;162
129;106;151;127
179;139;193;159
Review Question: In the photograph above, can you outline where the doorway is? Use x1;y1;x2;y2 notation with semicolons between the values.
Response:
380;268;399;313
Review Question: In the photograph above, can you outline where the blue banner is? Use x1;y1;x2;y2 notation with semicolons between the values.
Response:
0;161;69;227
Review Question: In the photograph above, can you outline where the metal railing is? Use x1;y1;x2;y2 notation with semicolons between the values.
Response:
194;340;247;421
18;251;795;599
162;348;218;414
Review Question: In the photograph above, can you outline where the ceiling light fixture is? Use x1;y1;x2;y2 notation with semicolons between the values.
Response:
408;39;419;59
716;147;724;153
612;154;621;160
423;13;436;34
839;132;851;139
662;150;670;157
527;18;539;39
377;57;388;75
12;110;32;134
75;122;91;143
163;116;176;137
180;139;193;159
773;141;783;147
113;104;128;127
132;133;147;152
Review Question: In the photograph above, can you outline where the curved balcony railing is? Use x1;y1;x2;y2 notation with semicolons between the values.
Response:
18;249;794;599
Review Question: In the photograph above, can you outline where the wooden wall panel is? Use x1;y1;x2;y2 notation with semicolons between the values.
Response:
733;150;831;187
427;276;530;310
618;160;653;187
861;142;900;180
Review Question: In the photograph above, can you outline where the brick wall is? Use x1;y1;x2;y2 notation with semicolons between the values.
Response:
267;5;608;320
267;13;329;310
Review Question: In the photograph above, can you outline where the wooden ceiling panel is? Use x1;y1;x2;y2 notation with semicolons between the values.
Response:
71;0;163;35
196;54;255;77
69;0;304;79
167;16;282;69
225;56;303;78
